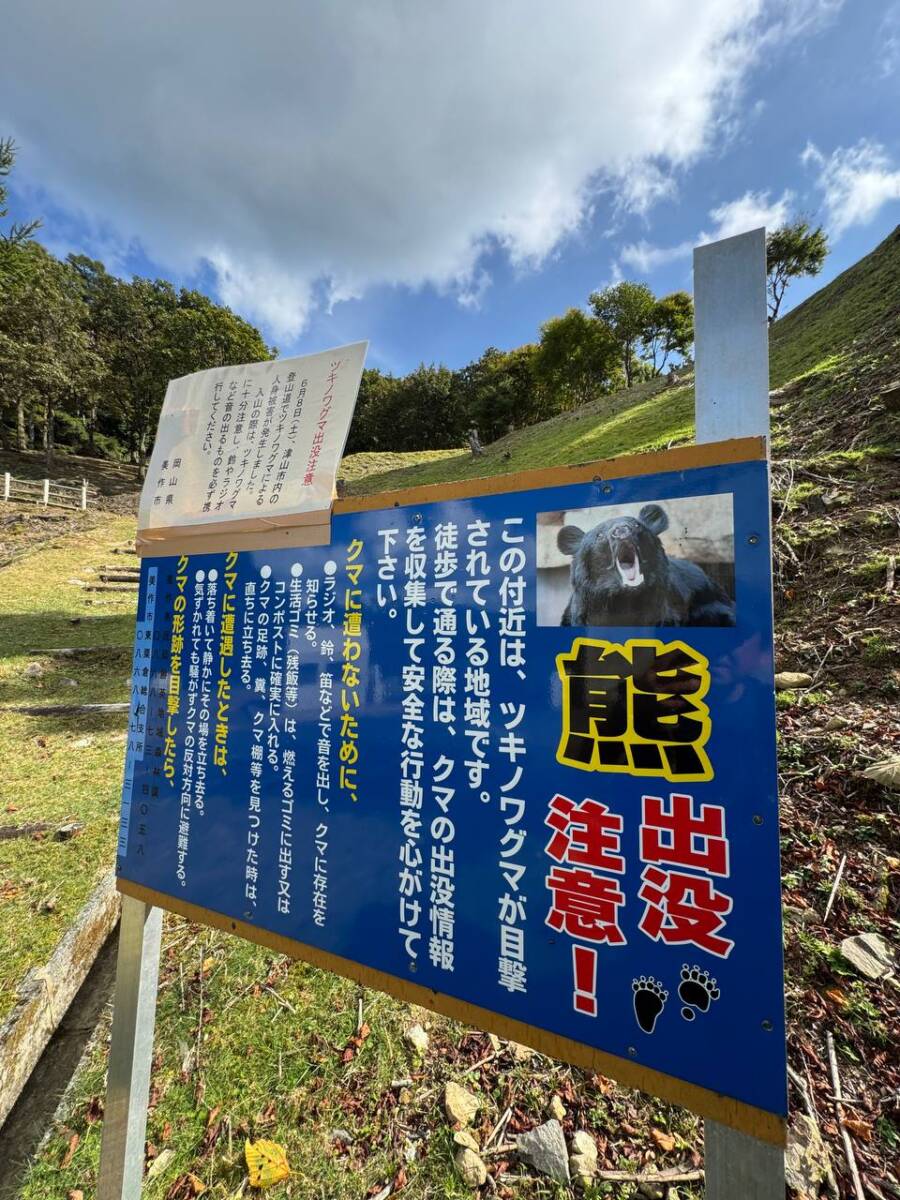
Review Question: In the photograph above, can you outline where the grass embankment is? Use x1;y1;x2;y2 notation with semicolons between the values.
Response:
342;376;693;497
0;513;137;1022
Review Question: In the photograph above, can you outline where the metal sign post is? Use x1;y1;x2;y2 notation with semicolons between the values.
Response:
694;227;786;1199
97;898;162;1200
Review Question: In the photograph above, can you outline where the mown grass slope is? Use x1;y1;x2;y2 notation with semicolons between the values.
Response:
0;514;137;1021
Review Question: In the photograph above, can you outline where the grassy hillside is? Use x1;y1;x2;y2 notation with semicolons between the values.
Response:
342;223;900;497
769;223;900;387
342;375;694;496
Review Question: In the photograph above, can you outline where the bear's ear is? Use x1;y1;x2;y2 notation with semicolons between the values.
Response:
639;503;668;535
557;525;585;556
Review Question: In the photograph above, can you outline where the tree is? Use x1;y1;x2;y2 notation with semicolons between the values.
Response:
0;242;99;460
452;344;545;442
533;309;621;408
766;220;828;323
588;281;655;386
642;291;694;374
0;138;40;246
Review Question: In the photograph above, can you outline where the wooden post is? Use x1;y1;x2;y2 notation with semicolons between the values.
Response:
3;472;9;501
42;477;50;506
694;227;785;1198
82;479;88;510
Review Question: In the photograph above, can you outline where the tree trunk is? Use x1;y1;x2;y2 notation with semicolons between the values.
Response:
87;398;97;455
44;397;54;473
16;396;27;451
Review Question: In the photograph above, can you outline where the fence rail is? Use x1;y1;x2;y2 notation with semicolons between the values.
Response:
2;471;94;511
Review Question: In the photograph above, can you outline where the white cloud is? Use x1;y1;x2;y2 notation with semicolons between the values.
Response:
877;2;900;77
803;139;900;236
618;240;693;274
615;188;792;278
702;189;794;241
1;0;841;340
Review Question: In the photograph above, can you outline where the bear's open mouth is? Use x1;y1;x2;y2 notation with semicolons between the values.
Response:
615;541;644;588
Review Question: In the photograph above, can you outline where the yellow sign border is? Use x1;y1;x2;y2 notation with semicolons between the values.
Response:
124;434;785;1145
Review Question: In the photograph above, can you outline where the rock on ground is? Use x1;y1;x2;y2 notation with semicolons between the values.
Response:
453;1129;480;1153
568;1129;598;1184
404;1023;429;1053
774;671;814;690
444;1081;480;1126
785;1112;833;1198
454;1146;487;1187
516;1118;570;1184
840;931;897;982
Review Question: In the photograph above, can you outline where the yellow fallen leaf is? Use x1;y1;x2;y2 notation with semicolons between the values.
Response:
202;956;216;973
245;1139;291;1188
650;1128;676;1152
187;1173;207;1195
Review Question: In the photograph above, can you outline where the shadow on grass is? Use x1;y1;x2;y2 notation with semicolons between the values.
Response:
0;612;138;660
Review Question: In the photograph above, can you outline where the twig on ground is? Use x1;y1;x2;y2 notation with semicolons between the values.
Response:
827;1031;865;1199
824;854;847;924
595;1166;704;1184
462;1049;502;1076
788;1064;840;1198
263;985;297;1015
483;1106;512;1149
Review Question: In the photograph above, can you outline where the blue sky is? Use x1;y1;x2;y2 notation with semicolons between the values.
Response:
3;1;899;375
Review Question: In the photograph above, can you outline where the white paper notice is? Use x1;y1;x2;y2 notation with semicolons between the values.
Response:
138;342;367;531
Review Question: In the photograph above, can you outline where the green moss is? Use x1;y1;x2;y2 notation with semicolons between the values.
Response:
862;634;895;665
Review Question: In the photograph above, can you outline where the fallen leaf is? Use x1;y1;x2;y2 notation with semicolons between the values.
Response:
187;1173;207;1195
650;1128;676;1152
245;1139;291;1188
825;987;848;1007
843;1117;873;1142
67;1192;84;1200
5;804;18;813
60;1132;80;1168
341;1022;371;1063
201;956;216;974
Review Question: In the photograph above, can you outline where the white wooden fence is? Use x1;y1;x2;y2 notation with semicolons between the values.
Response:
2;471;91;511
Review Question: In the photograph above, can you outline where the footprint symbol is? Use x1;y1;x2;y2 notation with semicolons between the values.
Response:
678;964;720;1021
632;976;668;1034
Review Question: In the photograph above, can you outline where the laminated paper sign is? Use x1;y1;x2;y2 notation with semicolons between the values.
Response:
117;439;786;1143
137;342;368;539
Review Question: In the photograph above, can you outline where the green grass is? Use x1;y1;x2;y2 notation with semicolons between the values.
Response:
0;514;137;1021
343;377;693;496
769;224;900;387
20;920;701;1199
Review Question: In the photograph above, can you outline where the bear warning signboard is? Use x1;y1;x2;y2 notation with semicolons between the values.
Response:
116;435;786;1144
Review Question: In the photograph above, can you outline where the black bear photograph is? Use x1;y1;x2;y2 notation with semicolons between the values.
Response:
536;496;736;628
